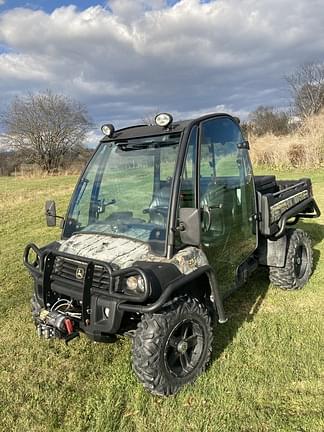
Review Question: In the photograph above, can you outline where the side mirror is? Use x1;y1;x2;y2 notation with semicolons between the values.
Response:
179;208;201;246
45;200;57;227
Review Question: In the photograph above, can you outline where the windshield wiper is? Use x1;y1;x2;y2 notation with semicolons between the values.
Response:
117;140;179;151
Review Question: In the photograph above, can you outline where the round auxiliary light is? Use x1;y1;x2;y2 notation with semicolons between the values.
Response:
155;113;173;128
101;123;115;137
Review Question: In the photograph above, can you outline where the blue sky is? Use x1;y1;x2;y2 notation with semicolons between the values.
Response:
0;1;185;13
0;0;323;141
0;1;105;12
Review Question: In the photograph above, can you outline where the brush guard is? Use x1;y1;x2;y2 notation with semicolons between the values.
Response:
24;244;151;340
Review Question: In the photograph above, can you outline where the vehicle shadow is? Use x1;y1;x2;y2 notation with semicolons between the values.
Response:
211;267;269;362
297;221;324;272
210;221;323;362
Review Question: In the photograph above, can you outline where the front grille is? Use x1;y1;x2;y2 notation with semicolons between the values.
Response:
53;257;111;290
93;265;111;290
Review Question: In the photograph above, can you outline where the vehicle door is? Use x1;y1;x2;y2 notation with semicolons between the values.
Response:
199;116;257;296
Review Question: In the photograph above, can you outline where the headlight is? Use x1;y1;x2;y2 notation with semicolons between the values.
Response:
126;275;145;294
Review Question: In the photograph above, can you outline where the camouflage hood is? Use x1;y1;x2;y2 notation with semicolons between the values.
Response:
58;233;208;275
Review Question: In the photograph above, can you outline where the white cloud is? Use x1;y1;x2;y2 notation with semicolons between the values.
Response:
84;128;103;148
108;0;167;20
0;0;324;127
0;53;50;81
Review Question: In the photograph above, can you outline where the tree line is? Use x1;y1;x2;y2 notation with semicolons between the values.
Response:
245;62;324;137
1;61;324;175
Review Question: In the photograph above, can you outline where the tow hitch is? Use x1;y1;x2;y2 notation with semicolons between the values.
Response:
36;309;79;344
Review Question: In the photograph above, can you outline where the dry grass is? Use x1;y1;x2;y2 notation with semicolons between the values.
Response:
9;162;86;179
249;111;324;169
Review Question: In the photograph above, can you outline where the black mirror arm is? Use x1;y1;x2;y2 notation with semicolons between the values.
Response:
45;209;64;220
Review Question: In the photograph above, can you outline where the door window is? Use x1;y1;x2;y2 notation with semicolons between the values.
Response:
199;117;257;294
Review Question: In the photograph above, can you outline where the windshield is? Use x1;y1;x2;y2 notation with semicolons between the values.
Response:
63;133;181;255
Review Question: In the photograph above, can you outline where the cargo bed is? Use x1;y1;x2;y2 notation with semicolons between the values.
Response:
255;176;320;237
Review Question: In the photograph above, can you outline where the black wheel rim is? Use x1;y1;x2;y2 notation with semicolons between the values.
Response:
164;319;204;378
294;244;307;279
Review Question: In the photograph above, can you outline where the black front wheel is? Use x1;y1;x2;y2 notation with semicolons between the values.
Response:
132;296;213;396
269;229;313;290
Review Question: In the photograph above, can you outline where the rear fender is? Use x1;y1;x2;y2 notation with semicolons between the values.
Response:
258;235;287;268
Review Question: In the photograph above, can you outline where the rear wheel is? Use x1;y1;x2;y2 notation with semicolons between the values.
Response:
269;229;313;290
132;296;213;396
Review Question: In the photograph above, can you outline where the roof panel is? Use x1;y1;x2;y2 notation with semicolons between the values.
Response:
101;120;191;142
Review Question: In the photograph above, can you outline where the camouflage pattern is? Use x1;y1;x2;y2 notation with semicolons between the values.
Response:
146;245;209;274
58;234;150;269
270;190;309;223
58;233;209;275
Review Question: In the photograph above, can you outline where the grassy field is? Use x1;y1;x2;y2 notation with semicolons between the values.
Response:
0;169;323;432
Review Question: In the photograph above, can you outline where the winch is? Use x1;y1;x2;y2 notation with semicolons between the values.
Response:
35;309;78;343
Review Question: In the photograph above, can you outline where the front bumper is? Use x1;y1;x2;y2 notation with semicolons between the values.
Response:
24;243;151;340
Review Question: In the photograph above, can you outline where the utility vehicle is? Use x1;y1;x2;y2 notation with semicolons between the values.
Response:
24;112;320;395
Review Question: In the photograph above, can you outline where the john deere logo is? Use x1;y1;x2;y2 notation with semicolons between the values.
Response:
75;267;85;280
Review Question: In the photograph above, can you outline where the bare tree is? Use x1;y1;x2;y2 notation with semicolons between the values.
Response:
248;106;290;136
285;62;324;118
0;90;92;172
142;108;160;125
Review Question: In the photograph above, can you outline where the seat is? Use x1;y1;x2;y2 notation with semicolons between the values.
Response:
148;187;170;225
200;181;226;236
254;175;278;194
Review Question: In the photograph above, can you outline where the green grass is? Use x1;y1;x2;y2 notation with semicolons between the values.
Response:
0;169;323;432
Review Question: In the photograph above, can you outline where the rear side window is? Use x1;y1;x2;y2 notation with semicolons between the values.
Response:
200;117;244;178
